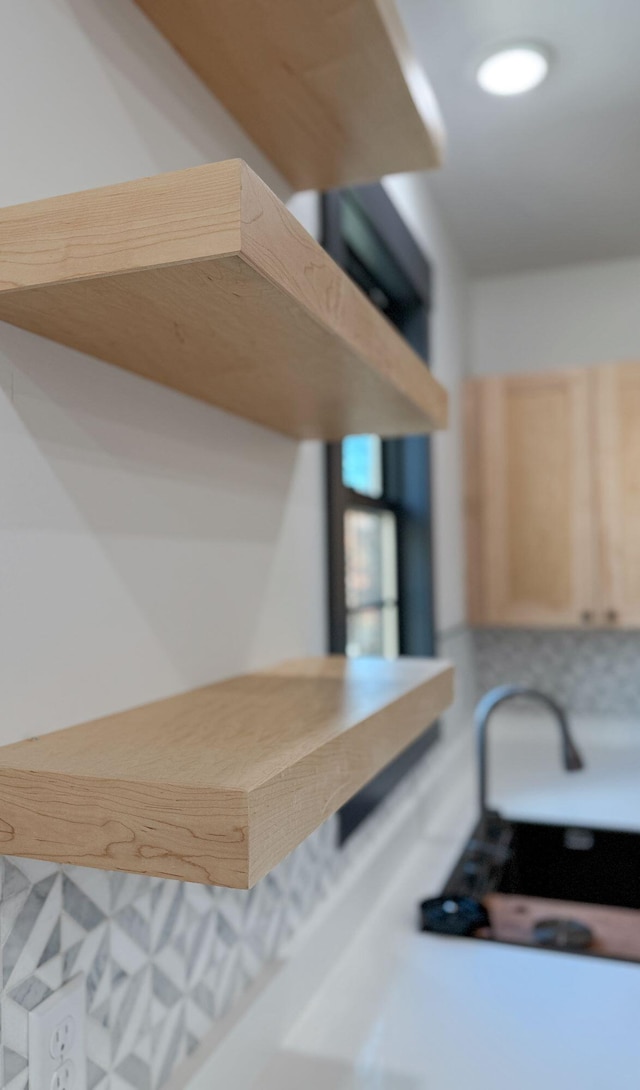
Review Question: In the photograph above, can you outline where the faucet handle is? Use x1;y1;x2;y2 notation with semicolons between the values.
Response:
580;609;593;624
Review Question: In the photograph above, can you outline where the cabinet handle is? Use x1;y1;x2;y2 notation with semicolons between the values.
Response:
605;608;619;624
581;610;593;624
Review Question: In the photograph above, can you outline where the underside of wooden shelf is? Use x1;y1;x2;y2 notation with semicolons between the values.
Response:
0;656;453;888
133;0;445;190
0;159;447;439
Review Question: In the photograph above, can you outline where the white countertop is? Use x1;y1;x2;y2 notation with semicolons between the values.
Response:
252;712;640;1090
490;711;640;831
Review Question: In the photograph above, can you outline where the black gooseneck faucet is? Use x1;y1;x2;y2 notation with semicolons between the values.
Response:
475;685;585;830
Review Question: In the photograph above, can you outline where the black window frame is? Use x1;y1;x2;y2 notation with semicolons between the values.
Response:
323;184;440;842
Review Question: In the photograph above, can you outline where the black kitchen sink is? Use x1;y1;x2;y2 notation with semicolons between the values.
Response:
496;819;640;909
422;686;640;962
421;814;640;962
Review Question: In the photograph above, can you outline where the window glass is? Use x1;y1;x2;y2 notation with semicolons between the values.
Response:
345;509;397;608
344;509;399;658
342;435;383;498
346;605;399;658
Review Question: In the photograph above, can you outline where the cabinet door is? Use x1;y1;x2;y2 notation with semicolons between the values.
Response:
595;362;640;628
465;371;596;627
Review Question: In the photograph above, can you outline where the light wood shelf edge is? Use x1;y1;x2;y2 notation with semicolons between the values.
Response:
0;656;454;888
0;160;447;439
132;0;445;190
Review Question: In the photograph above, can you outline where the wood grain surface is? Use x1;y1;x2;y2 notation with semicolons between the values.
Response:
133;0;445;189
594;362;640;627
464;371;595;627
485;893;640;963
0;159;447;439
0;656;453;888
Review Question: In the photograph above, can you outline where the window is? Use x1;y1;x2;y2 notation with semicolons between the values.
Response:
345;507;399;658
323;186;440;841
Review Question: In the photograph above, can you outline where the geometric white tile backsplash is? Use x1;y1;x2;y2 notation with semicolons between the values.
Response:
0;728;448;1090
0;822;338;1090
473;629;640;715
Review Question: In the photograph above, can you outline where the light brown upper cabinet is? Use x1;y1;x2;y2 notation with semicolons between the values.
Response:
133;0;444;190
465;370;596;627
594;363;640;627
466;363;640;628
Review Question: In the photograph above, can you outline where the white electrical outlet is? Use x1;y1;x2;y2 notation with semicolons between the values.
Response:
29;975;86;1090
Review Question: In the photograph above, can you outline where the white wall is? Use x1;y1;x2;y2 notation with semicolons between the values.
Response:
471;256;640;375
0;0;469;749
0;0;326;745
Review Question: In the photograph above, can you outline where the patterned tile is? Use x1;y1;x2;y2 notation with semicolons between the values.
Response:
0;725;444;1090
150;1003;187;1090
3;872;59;987
2;1050;26;1085
111;965;151;1068
2;864;29;904
63;875;106;932
87;1058;109;1090
473;629;640;714
115;1052;151;1090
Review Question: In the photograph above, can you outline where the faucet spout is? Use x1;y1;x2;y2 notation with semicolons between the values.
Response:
475;684;585;828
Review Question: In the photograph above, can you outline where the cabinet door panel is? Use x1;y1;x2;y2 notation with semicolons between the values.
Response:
466;371;595;627
596;362;640;627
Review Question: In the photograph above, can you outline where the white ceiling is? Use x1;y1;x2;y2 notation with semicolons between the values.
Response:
399;0;640;276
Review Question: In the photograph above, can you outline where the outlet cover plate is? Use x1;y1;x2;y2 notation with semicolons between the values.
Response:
29;974;86;1090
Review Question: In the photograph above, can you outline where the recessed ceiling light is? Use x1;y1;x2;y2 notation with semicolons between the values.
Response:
476;44;550;96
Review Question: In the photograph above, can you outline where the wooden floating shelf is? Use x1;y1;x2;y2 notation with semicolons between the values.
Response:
0;656;453;888
133;0;445;190
0;159;447;439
